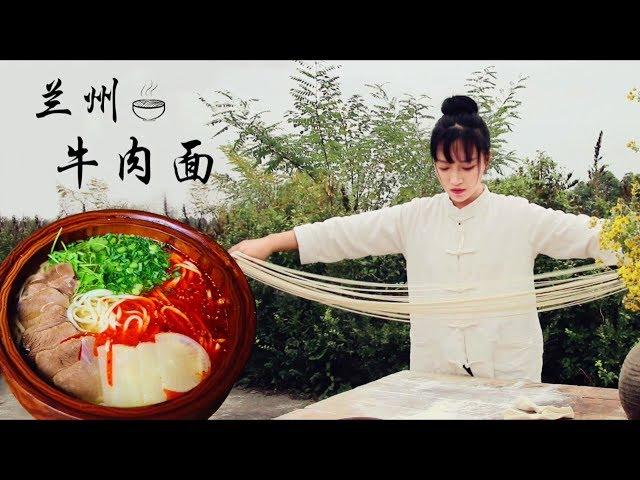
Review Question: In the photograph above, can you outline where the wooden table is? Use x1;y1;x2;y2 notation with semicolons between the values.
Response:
276;370;627;420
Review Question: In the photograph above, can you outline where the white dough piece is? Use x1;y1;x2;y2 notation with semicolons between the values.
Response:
513;395;543;413
503;396;574;420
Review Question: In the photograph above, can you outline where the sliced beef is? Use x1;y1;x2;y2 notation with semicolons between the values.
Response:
34;337;83;378
22;322;78;357
16;262;104;405
25;262;77;297
18;286;69;323
53;358;102;404
20;304;67;332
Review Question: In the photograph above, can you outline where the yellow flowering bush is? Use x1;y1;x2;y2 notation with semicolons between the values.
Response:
603;87;640;309
600;181;640;311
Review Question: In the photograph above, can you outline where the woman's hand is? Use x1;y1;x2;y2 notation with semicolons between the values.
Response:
228;236;276;261
228;231;298;261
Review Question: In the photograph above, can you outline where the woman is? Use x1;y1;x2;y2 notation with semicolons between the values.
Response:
229;95;617;383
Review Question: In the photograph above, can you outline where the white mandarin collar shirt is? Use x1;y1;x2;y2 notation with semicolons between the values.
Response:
294;186;617;382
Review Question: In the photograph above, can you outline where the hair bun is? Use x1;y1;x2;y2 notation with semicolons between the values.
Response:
441;95;478;116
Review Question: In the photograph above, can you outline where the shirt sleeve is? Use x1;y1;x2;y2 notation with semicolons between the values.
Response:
293;200;419;265
527;202;619;265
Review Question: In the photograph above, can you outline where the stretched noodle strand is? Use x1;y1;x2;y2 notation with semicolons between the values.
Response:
232;252;625;322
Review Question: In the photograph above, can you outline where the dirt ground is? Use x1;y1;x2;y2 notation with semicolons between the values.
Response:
209;385;315;420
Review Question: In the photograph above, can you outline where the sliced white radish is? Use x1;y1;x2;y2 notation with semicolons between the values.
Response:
154;332;211;393
96;333;211;407
136;341;165;405
96;344;113;407
109;344;143;407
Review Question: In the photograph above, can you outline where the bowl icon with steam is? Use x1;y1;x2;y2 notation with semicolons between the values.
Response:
132;98;166;121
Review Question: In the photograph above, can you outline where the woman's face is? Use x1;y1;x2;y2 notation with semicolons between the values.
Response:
434;141;488;208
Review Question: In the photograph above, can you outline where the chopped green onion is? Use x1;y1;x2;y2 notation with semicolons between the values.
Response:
48;233;171;295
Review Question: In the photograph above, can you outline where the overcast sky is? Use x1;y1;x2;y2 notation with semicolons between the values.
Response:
1;60;639;218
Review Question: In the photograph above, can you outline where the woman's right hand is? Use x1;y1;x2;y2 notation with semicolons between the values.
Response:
228;236;275;261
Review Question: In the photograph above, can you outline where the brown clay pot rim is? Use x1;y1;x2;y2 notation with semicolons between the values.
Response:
0;209;256;419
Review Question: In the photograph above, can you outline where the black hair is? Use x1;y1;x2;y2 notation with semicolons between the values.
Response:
430;95;490;166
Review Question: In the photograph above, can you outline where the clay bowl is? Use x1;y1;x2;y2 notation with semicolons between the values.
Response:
0;209;256;419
